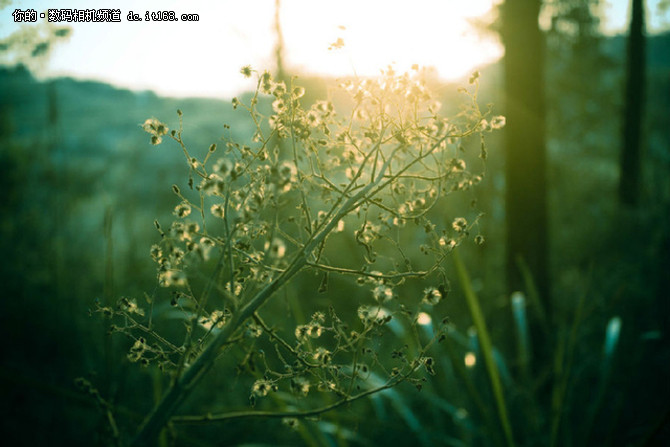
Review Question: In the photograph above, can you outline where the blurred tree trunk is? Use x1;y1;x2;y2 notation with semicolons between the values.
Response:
619;0;646;206
501;0;550;315
274;0;286;82
273;0;289;160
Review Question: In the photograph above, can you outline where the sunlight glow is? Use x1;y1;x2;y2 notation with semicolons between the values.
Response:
464;352;477;368
4;0;668;98
2;0;502;98
280;0;502;82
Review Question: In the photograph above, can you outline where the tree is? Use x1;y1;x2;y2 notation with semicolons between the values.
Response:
545;0;614;148
500;0;550;315
273;0;286;82
619;0;646;206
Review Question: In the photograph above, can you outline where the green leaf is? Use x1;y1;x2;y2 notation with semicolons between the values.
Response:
453;248;515;447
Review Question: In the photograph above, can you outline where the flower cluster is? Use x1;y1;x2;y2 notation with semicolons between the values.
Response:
142;118;169;145
119;66;502;426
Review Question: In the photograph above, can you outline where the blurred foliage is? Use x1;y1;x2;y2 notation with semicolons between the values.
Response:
0;2;71;73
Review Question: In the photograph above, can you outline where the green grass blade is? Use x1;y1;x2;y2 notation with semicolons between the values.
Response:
442;327;497;438
550;276;589;447
453;248;515;447
511;292;530;379
583;316;622;444
516;256;548;330
603;317;622;362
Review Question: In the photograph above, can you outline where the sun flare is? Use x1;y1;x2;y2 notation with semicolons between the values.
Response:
5;0;502;98
280;0;502;82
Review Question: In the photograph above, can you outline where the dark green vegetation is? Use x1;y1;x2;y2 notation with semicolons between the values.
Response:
2;26;670;446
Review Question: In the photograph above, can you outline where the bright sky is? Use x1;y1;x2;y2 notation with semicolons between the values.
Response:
1;0;668;99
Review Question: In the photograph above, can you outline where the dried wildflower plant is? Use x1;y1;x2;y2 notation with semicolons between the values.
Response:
97;66;503;444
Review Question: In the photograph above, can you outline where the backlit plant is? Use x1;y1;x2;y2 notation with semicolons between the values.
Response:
97;66;503;445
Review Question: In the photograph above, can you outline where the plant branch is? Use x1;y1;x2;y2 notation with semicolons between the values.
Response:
171;380;398;424
132;149;394;445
